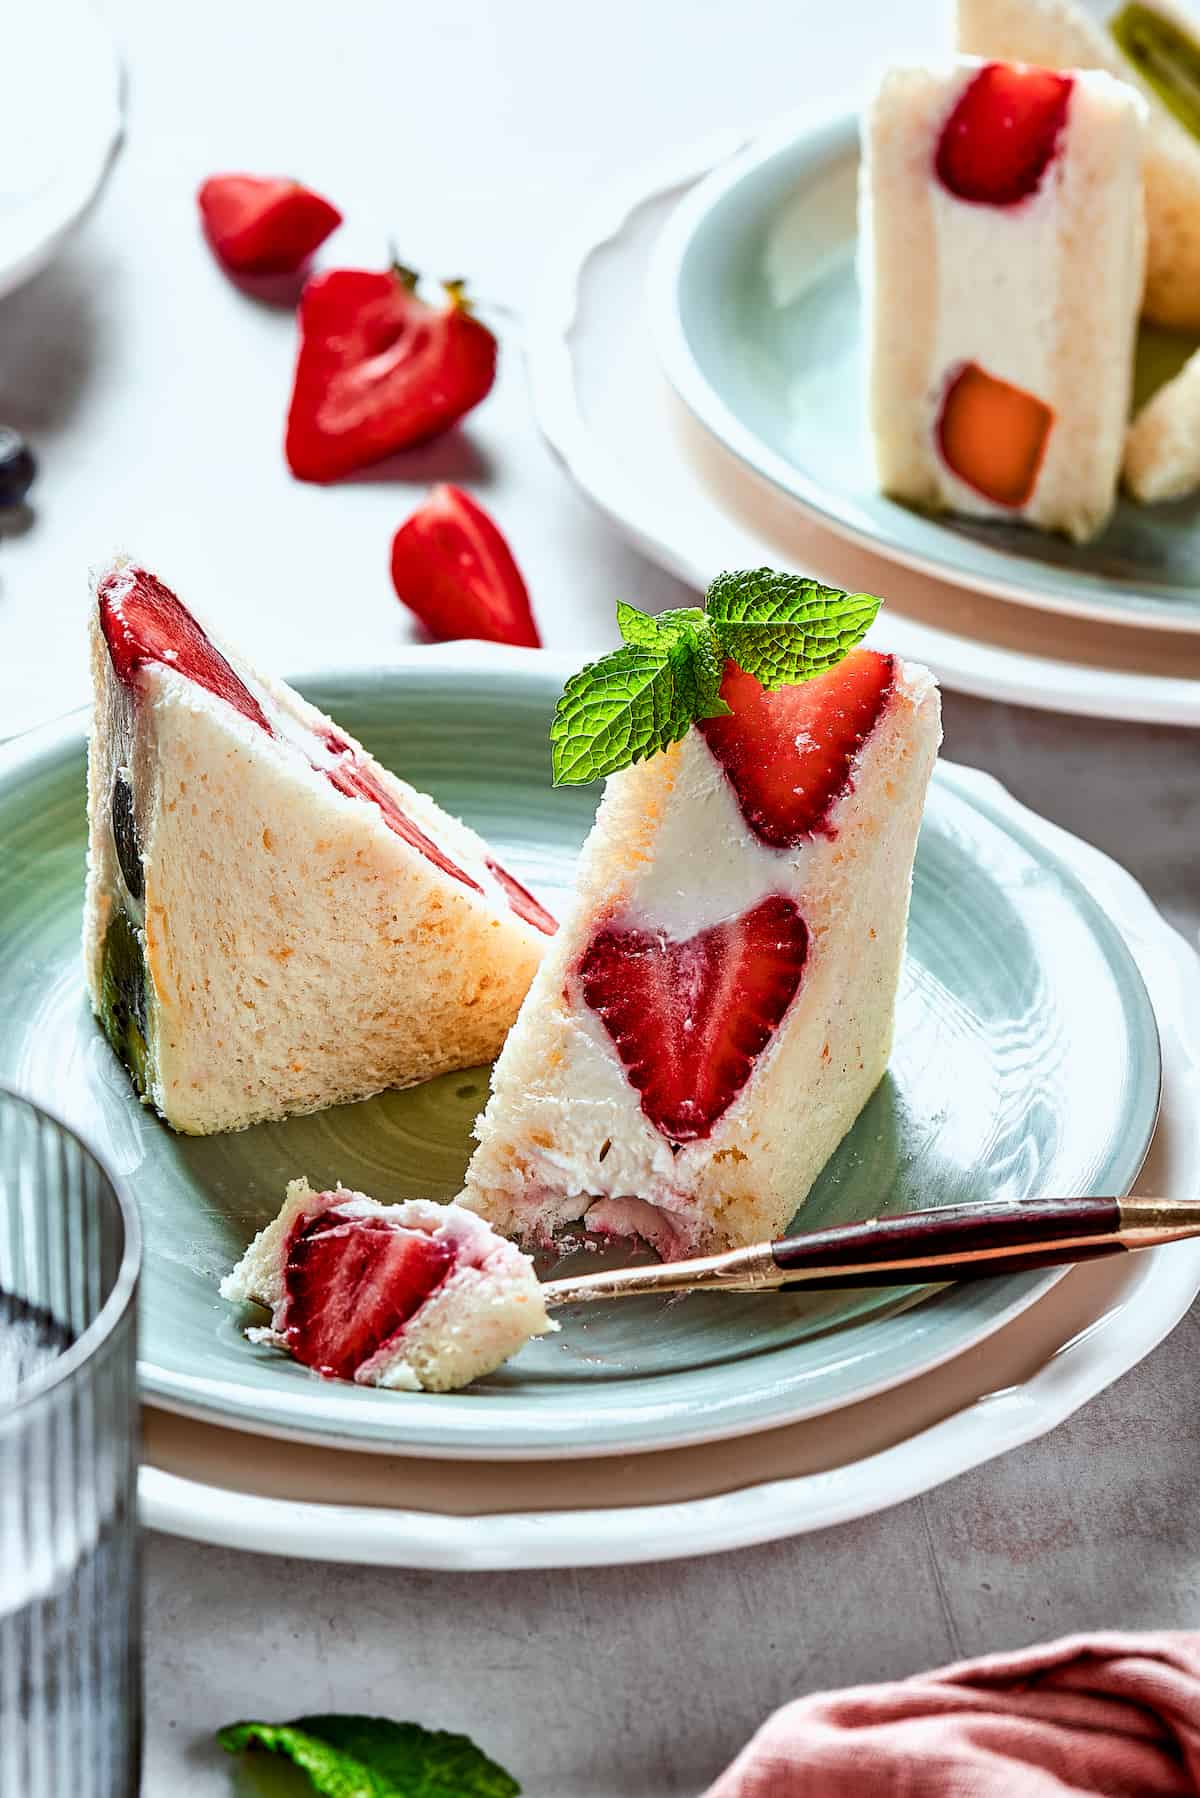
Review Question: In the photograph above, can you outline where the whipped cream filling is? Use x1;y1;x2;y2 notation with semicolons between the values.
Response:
927;97;1063;518
614;735;797;937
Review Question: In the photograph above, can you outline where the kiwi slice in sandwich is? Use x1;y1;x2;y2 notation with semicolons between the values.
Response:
1112;3;1200;143
99;909;150;1096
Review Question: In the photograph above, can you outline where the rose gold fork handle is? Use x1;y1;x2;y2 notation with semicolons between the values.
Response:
540;1199;1200;1305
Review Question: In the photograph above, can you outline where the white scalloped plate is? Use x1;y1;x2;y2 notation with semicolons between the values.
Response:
0;4;123;301
137;769;1200;1567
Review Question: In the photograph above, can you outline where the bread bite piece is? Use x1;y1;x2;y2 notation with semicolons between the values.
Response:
84;560;555;1135
1125;344;1200;497
463;647;941;1259
956;0;1200;328
861;57;1146;542
221;1179;555;1391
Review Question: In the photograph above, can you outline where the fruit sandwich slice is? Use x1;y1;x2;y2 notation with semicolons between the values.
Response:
84;560;556;1135
861;56;1145;542
957;0;1200;331
462;640;942;1260
221;1180;554;1391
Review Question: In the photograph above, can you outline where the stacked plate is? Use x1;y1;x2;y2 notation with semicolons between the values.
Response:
528;106;1200;725
0;4;122;302
2;655;1198;1569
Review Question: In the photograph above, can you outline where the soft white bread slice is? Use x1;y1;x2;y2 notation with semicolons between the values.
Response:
84;561;554;1134
957;0;1200;327
1125;345;1200;496
861;59;1145;543
462;654;941;1259
222;1179;554;1392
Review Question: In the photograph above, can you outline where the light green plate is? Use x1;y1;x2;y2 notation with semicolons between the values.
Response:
652;110;1200;634
0;656;1161;1458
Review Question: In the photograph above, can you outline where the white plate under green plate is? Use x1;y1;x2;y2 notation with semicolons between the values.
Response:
650;107;1200;635
0;650;1160;1458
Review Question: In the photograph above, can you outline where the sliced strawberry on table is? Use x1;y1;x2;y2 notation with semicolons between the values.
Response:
698;651;895;849
97;564;272;733
390;484;540;647
197;175;342;276
935;63;1074;206
285;267;497;482
578;894;809;1143
281;1208;453;1381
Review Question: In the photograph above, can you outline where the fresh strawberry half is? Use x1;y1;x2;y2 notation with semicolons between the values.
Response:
935;63;1073;206
578;894;808;1143
197;175;341;276
281;1205;453;1381
285;267;497;482
390;484;540;648
97;564;272;733
697;652;895;849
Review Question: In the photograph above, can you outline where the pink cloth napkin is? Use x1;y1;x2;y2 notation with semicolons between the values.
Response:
705;1633;1200;1797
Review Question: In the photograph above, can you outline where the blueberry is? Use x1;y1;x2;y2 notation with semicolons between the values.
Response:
111;772;144;900
0;427;35;508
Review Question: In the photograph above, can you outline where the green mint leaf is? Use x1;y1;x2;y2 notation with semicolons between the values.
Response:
219;1715;520;1798
614;599;663;649
551;570;881;783
615;600;710;651
705;568;880;691
550;641;695;785
686;619;731;720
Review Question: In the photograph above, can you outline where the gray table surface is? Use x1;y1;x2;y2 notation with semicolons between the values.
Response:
4;2;1199;1793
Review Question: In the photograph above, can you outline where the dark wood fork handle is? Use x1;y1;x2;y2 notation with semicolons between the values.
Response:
770;1196;1122;1287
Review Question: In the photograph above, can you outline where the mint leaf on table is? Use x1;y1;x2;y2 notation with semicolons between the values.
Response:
705;568;880;691
218;1714;520;1798
550;572;882;785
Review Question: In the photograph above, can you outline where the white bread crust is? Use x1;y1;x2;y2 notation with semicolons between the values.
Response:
84;576;549;1134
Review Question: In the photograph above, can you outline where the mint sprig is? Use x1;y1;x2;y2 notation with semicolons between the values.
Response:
219;1714;520;1798
551;568;880;786
706;569;881;690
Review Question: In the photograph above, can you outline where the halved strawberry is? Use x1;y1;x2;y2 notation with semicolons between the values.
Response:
97;564;272;734
697;652;895;849
390;485;540;647
578;894;808;1143
281;1206;453;1381
935;63;1073;206
285;268;497;483
197;175;341;276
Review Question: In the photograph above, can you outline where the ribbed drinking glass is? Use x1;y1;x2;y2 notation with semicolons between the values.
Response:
0;1087;141;1796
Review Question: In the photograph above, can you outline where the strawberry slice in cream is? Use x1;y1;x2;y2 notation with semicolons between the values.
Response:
462;649;941;1259
221;1180;554;1391
861;57;1146;541
83;559;554;1135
